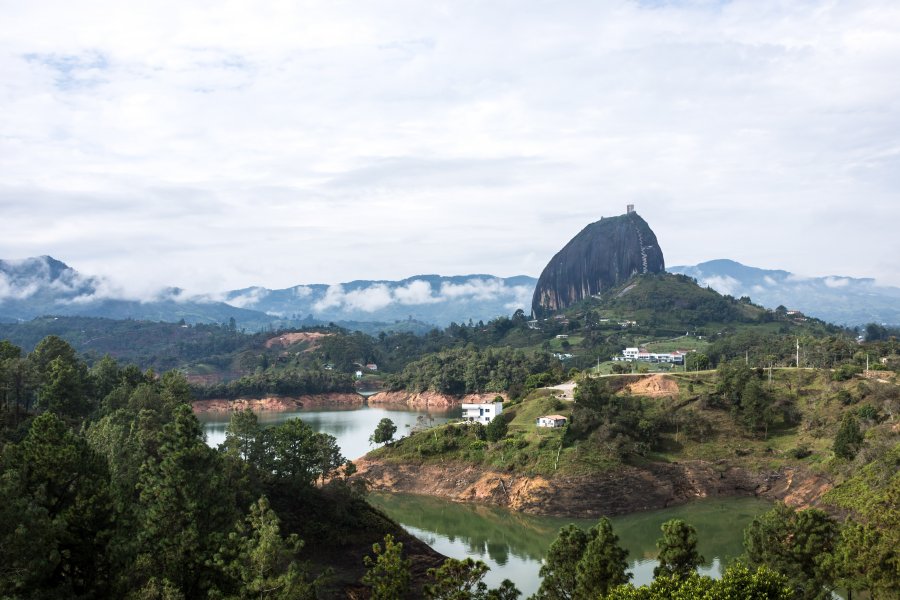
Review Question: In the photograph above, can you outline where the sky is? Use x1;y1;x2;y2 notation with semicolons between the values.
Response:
1;0;899;298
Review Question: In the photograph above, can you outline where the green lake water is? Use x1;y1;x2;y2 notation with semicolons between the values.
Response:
368;492;772;597
198;403;461;460
200;405;772;597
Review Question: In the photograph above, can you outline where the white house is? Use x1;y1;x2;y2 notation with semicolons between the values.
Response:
536;415;567;428
615;348;687;365
462;400;503;425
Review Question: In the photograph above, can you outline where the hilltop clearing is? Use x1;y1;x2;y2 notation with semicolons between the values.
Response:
264;331;331;349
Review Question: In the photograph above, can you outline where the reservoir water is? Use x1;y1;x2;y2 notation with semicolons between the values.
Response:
368;492;771;597
198;402;461;461
199;403;771;597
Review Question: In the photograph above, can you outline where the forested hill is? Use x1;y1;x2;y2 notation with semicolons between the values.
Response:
0;336;452;598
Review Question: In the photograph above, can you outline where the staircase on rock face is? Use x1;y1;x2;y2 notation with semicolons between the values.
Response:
635;226;649;274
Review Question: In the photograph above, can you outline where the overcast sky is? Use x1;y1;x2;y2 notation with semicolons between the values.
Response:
2;0;898;297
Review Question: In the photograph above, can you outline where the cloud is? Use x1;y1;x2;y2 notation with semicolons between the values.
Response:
0;273;40;300
393;280;441;305
312;280;441;313
292;286;312;298
226;287;270;309
824;277;850;288
698;275;742;297
314;284;395;313
309;277;530;314
1;1;900;291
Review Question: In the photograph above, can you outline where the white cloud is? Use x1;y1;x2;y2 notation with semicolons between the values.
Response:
393;280;440;305
698;275;742;297
1;1;900;291
0;273;40;300
441;279;511;301
308;277;530;313
313;285;348;311
763;276;778;286
226;287;270;308
312;283;397;313
824;277;850;288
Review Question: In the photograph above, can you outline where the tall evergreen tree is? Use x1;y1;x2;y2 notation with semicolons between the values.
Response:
653;519;704;580
4;412;114;597
833;414;863;460
744;503;838;600
362;534;411;600
536;524;590;600
574;517;631;598
135;404;238;597
213;496;318;600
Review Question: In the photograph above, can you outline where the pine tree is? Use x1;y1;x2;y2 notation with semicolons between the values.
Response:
574;517;631;598
833;414;863;460
744;503;838;599
536;524;590;600
214;496;318;599
653;519;704;580
135;404;238;596
362;534;411;600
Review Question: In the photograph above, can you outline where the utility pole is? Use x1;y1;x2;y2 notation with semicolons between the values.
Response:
796;338;800;369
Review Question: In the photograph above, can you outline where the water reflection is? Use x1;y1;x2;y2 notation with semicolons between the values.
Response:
368;493;772;597
198;403;460;460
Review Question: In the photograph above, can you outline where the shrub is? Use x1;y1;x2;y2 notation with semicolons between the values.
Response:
790;445;812;459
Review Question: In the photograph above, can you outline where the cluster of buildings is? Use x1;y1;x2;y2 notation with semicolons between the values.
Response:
614;347;688;365
461;399;569;429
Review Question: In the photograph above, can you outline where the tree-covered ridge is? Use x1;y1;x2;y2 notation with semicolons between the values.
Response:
0;335;424;599
598;273;762;327
190;369;355;400
385;345;563;397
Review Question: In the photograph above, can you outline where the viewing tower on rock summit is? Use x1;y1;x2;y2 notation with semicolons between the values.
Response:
531;207;665;318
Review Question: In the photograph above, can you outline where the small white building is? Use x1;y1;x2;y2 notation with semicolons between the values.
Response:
462;400;503;425
536;415;567;428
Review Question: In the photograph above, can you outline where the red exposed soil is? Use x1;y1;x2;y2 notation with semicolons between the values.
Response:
353;458;833;519
367;391;507;408
622;374;680;398
191;393;364;413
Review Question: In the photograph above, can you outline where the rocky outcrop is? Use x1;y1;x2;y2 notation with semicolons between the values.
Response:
191;393;364;413
354;458;832;519
532;211;665;318
367;391;506;409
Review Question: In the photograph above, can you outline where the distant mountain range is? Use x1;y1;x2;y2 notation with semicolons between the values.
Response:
0;256;536;330
668;259;900;327
3;255;898;330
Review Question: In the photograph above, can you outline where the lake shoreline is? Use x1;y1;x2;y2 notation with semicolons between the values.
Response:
192;393;365;413
353;457;831;520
